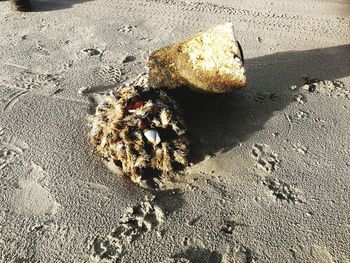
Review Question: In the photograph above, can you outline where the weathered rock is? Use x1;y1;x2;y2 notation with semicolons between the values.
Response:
148;23;246;93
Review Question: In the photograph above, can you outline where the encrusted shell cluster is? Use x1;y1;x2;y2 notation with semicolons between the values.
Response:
89;74;189;188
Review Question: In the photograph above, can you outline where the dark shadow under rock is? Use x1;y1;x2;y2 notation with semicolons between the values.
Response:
167;44;350;163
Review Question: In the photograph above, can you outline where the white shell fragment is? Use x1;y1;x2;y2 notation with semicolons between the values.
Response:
78;86;91;95
144;130;161;144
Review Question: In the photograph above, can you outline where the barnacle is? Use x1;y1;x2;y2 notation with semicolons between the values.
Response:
89;74;189;188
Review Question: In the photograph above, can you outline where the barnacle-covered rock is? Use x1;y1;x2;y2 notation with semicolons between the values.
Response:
89;74;189;188
148;23;246;93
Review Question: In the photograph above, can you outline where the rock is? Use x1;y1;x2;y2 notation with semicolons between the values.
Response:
147;23;246;93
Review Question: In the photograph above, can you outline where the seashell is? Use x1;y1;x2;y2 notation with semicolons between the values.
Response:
126;100;144;111
144;129;161;144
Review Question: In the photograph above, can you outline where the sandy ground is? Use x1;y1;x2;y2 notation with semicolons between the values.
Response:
0;0;350;262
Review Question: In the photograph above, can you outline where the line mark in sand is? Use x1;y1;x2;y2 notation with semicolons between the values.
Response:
11;163;61;216
284;114;293;135
3;63;29;70
88;195;164;262
251;144;280;174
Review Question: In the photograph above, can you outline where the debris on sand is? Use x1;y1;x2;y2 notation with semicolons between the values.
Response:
300;77;348;98
89;74;189;189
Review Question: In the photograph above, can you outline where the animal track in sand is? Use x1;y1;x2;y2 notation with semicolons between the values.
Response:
295;110;309;120
118;24;135;33
0;128;27;170
34;43;50;56
89;195;164;262
250;92;279;104
293;94;306;104
262;177;305;204
292;143;308;155
251;144;279;174
94;65;125;84
0;71;61;111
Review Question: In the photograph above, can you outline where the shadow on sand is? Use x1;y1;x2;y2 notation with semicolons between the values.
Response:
29;0;93;11
167;44;350;162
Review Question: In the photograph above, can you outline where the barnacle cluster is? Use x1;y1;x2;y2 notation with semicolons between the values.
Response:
89;74;189;188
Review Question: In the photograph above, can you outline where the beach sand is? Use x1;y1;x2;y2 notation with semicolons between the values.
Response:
0;0;349;262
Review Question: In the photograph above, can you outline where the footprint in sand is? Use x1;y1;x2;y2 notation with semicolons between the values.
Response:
93;65;125;85
11;163;61;216
0;71;62;111
289;244;335;263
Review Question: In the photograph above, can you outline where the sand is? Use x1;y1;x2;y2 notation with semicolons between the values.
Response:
0;0;349;262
